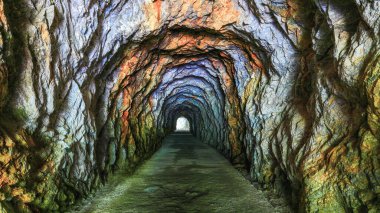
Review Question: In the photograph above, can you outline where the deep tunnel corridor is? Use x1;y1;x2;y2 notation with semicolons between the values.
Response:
0;0;380;212
69;133;276;213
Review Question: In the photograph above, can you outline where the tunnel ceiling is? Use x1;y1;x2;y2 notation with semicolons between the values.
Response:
0;0;380;212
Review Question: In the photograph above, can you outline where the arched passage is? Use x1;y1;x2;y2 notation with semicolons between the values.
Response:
175;116;190;132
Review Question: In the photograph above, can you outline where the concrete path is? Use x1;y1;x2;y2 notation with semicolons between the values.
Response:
71;133;276;213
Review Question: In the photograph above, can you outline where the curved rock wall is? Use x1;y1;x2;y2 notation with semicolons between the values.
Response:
0;0;379;212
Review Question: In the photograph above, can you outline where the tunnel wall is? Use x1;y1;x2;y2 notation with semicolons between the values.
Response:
0;0;379;212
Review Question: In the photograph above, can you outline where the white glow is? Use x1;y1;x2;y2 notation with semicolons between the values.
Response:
175;117;190;132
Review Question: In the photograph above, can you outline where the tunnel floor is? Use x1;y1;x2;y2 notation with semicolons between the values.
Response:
70;133;276;212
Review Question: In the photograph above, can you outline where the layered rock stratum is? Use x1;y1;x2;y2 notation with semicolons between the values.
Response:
0;0;379;212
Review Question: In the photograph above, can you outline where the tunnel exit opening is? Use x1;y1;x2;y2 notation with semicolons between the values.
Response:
175;117;190;132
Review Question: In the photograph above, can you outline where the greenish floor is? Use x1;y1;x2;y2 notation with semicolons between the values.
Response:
70;133;276;213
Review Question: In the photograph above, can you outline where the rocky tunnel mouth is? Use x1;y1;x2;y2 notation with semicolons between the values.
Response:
107;28;267;167
0;0;379;212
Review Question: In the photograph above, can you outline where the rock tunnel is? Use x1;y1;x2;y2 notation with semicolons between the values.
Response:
0;0;379;212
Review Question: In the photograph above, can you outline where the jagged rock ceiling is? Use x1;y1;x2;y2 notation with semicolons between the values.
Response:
0;0;379;212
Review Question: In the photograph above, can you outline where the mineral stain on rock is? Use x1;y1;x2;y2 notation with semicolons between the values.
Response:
0;0;379;212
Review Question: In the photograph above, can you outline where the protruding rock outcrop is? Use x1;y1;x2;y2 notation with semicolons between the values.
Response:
0;0;379;212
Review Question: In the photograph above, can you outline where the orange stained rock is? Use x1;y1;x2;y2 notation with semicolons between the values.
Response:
210;58;225;72
142;0;242;32
142;0;162;30
229;132;242;157
155;0;161;22
108;88;132;145
117;53;140;85
206;0;240;29
151;56;170;76
182;0;240;30
218;51;230;60
121;91;131;119
40;23;50;44
160;33;231;54
250;52;264;69
0;0;9;30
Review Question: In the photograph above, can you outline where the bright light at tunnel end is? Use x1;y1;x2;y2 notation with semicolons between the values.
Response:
175;117;190;132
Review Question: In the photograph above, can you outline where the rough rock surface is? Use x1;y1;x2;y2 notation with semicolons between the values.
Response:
0;0;379;212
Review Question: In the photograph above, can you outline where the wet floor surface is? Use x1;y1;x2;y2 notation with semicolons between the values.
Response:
71;133;276;213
